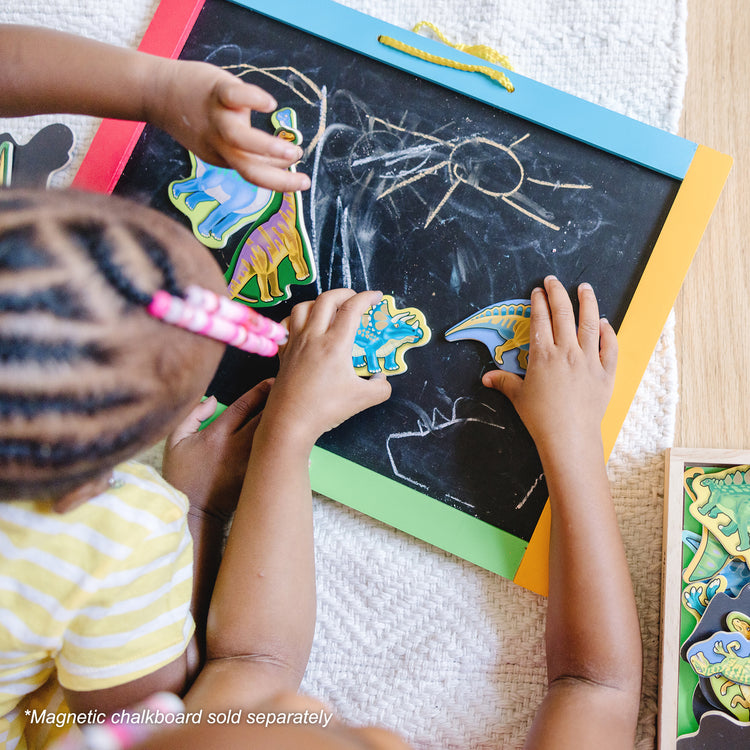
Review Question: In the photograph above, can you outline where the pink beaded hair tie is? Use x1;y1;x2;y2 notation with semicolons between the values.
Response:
147;285;288;357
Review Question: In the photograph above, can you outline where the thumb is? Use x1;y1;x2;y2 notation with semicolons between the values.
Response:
167;396;219;449
482;368;523;402
599;318;618;376
365;372;392;408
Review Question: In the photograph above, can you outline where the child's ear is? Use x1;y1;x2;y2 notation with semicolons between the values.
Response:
52;473;112;514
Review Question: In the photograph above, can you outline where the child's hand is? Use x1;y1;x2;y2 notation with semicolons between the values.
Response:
482;276;617;459
261;289;392;449
146;58;310;194
163;379;274;518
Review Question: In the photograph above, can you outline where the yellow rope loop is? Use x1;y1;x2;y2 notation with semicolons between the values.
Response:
378;34;515;93
411;21;514;71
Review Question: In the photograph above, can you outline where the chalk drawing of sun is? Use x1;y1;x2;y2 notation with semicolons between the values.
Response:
351;118;591;230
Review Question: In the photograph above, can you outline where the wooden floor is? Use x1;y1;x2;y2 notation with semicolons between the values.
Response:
675;0;749;448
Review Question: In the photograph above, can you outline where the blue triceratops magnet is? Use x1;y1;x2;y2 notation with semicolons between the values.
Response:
353;295;431;375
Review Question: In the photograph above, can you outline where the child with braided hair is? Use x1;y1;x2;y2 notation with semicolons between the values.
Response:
0;188;390;748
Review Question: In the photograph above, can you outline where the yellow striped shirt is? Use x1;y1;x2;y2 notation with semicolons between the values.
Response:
0;461;195;750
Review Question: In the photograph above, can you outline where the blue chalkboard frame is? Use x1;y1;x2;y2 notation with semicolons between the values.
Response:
231;0;697;180
74;0;732;594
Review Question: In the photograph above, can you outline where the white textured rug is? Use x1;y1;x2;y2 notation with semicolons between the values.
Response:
0;1;686;748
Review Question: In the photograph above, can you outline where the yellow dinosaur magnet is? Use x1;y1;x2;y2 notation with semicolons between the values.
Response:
445;299;530;375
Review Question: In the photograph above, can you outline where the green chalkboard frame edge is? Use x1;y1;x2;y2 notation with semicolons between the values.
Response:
309;445;528;579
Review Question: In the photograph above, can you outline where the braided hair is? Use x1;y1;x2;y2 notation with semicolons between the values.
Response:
0;188;221;500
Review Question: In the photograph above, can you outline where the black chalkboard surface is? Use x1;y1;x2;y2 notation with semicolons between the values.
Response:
112;0;680;554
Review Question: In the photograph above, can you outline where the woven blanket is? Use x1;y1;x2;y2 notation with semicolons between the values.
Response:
0;1;687;747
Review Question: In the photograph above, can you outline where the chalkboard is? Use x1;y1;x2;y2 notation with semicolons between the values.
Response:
76;0;731;591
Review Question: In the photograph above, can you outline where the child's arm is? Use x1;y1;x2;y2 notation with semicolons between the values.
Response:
162;381;274;665
61;381;273;716
183;288;392;712
0;25;309;192
483;277;642;750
